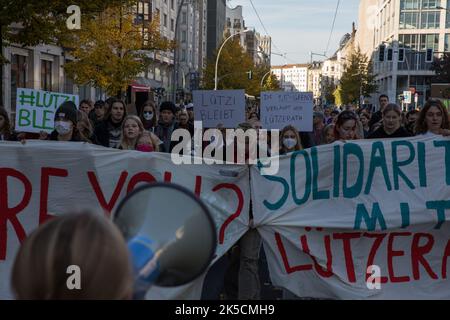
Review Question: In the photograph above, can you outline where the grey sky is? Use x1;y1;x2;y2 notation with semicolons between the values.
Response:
226;0;361;65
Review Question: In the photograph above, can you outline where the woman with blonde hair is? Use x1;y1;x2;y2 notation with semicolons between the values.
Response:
11;211;133;299
279;125;303;155
119;115;145;150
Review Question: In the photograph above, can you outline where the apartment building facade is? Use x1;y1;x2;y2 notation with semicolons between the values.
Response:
271;64;309;92
358;0;450;106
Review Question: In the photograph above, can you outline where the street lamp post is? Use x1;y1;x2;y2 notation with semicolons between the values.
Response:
260;70;272;88
214;29;251;90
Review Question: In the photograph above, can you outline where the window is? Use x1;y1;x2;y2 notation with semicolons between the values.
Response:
181;30;187;42
171;0;174;10
420;34;439;51
400;11;420;28
41;60;52;91
421;11;440;28
400;0;420;10
171;18;174;31
399;34;420;50
163;13;167;27
182;12;187;24
445;34;450;52
421;0;439;9
181;49;186;62
10;54;27;113
64;59;74;94
447;0;450;28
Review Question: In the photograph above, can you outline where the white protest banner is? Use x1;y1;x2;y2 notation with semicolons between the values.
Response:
251;136;450;299
0;141;250;299
193;89;246;128
260;91;313;131
15;88;79;134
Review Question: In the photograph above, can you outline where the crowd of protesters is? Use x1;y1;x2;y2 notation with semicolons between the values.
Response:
2;94;450;301
2;94;449;152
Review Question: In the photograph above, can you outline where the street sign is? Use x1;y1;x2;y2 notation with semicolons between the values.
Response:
403;90;412;104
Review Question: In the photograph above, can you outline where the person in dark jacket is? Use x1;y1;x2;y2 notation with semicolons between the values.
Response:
93;98;127;148
367;104;412;139
154;101;179;153
89;100;107;128
48;101;82;142
368;94;389;132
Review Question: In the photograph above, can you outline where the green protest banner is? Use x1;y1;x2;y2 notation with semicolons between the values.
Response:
15;88;79;133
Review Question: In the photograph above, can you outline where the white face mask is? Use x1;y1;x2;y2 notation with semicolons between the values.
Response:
143;112;154;121
283;138;297;149
55;121;72;135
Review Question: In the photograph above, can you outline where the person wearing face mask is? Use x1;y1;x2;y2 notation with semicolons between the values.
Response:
279;125;303;155
49;101;81;142
139;101;158;132
136;131;159;152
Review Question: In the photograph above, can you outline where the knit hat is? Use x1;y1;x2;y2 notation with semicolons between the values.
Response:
54;101;78;125
159;101;176;114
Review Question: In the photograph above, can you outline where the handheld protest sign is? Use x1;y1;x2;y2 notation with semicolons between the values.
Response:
113;183;217;287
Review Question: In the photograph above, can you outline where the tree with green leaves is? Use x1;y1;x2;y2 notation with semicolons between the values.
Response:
339;47;377;105
62;5;174;97
431;53;450;84
322;79;336;105
0;0;133;103
0;0;133;64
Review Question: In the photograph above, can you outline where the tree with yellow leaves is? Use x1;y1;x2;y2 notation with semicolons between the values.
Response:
202;36;279;97
63;5;175;97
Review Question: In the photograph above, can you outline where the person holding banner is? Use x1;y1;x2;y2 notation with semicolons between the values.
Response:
118;116;145;150
367;104;412;139
11;211;133;300
279;125;303;155
415;99;450;137
93;98;127;148
0;107;16;141
333;110;361;141
48;101;82;142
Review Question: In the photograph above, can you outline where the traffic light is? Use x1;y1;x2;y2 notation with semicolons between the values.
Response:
398;48;405;62
426;48;433;62
387;48;393;61
379;45;385;62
